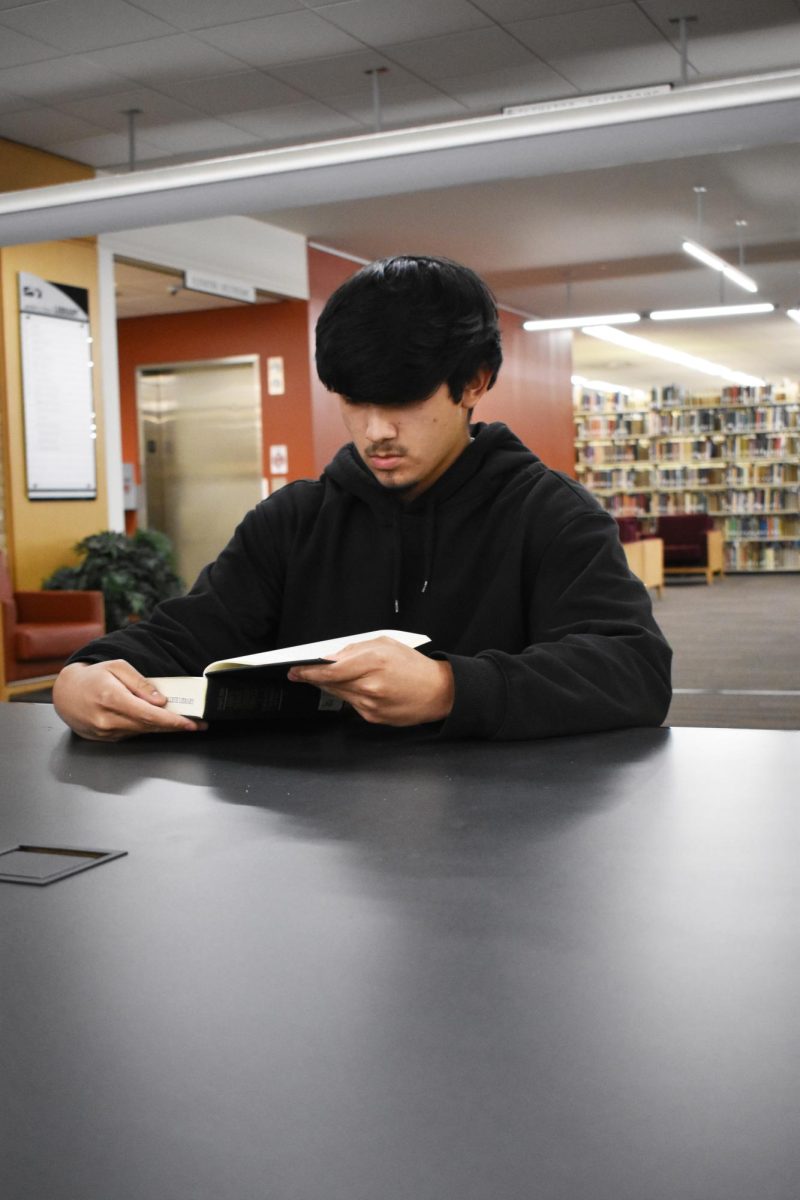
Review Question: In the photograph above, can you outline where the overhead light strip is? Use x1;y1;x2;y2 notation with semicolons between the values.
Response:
682;239;759;293
571;374;648;398
523;312;640;331
503;84;672;117
649;302;775;320
581;324;766;386
2;67;800;245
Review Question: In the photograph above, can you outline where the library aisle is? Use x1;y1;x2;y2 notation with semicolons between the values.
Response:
653;575;800;730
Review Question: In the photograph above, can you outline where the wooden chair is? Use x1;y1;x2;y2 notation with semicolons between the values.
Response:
0;551;105;701
655;514;725;585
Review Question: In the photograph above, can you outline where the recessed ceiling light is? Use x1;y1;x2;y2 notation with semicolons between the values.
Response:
649;302;774;320
523;312;640;331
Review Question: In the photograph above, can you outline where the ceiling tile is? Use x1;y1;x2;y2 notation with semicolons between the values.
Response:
85;34;247;84
0;23;60;67
140;116;260;154
639;0;800;39
0;88;33;114
440;60;576;111
156;70;306;114
270;51;417;100
318;0;489;45
224;98;363;142
128;0;303;31
60;87;211;132
469;0;625;17
197;11;364;66
385;27;541;80
42;129;168;166
329;80;467;126
0;55;129;101
507;4;680;91
0;0;176;53
0;104;110;144
682;26;800;77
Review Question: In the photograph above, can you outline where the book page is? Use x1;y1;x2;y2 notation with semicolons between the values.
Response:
204;630;429;675
150;675;207;716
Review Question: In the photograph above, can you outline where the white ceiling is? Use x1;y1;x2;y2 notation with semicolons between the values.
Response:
3;0;800;391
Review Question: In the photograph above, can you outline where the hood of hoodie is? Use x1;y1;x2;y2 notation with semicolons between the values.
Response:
322;421;541;615
324;421;538;514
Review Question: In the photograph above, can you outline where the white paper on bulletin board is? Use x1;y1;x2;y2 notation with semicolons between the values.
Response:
20;311;97;499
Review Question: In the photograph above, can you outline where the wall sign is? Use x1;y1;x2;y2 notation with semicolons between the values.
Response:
267;356;285;395
269;444;288;475
18;273;97;501
183;269;256;304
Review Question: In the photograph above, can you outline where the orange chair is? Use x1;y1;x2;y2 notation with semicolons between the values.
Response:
0;551;105;701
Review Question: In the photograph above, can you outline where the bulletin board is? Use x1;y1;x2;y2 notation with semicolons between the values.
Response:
18;273;97;501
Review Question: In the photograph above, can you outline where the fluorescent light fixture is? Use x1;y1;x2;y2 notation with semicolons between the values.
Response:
571;374;648;398
503;84;672;117
786;308;800;325
681;239;759;293
2;66;800;246
649;302;774;320
523;312;640;331
581;325;766;387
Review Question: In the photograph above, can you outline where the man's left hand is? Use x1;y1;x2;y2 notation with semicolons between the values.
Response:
287;636;454;726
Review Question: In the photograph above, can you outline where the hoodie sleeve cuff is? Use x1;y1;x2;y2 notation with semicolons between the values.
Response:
431;652;508;739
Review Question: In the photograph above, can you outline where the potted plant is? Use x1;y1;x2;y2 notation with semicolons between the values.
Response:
44;529;185;632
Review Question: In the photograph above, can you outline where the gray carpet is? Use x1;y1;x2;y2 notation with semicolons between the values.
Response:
653;574;800;730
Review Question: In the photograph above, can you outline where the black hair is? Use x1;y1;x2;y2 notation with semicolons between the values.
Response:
315;255;503;406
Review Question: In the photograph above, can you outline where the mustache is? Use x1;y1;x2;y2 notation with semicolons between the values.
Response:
366;441;407;456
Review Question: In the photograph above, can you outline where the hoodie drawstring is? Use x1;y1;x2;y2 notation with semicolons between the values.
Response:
420;503;437;596
391;503;437;613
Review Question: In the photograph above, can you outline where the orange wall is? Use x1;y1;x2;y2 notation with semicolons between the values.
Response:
482;313;575;476
307;247;575;476
117;299;315;530
307;246;360;470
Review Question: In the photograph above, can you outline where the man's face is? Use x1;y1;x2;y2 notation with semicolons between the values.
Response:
338;382;474;501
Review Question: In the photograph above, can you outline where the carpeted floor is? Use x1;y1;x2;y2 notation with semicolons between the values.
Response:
12;573;800;730
652;573;800;729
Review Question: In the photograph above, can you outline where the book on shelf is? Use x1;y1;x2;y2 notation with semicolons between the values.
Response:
150;629;431;720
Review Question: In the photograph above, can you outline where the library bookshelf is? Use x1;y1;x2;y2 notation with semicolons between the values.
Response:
574;383;800;573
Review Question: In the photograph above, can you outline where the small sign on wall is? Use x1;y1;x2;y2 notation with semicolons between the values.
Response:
122;462;138;512
267;356;285;395
269;444;288;475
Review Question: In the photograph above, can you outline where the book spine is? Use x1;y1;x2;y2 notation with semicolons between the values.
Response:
205;678;343;720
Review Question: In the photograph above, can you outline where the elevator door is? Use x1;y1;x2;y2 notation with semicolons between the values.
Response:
138;357;263;587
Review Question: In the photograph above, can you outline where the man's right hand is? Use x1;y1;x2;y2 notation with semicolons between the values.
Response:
52;660;207;742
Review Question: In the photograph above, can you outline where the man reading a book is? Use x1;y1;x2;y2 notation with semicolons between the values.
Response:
54;255;671;741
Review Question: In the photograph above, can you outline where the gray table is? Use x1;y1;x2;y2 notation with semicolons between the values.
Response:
1;704;797;1200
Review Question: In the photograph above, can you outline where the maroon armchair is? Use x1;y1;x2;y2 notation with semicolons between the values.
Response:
614;516;642;544
655;515;725;585
0;551;105;700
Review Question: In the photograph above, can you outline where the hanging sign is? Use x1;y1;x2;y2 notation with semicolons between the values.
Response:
183;269;256;304
18;273;97;500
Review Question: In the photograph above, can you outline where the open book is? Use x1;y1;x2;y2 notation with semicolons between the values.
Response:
150;629;430;720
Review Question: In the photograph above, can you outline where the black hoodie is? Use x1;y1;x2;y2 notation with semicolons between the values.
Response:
70;422;672;739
